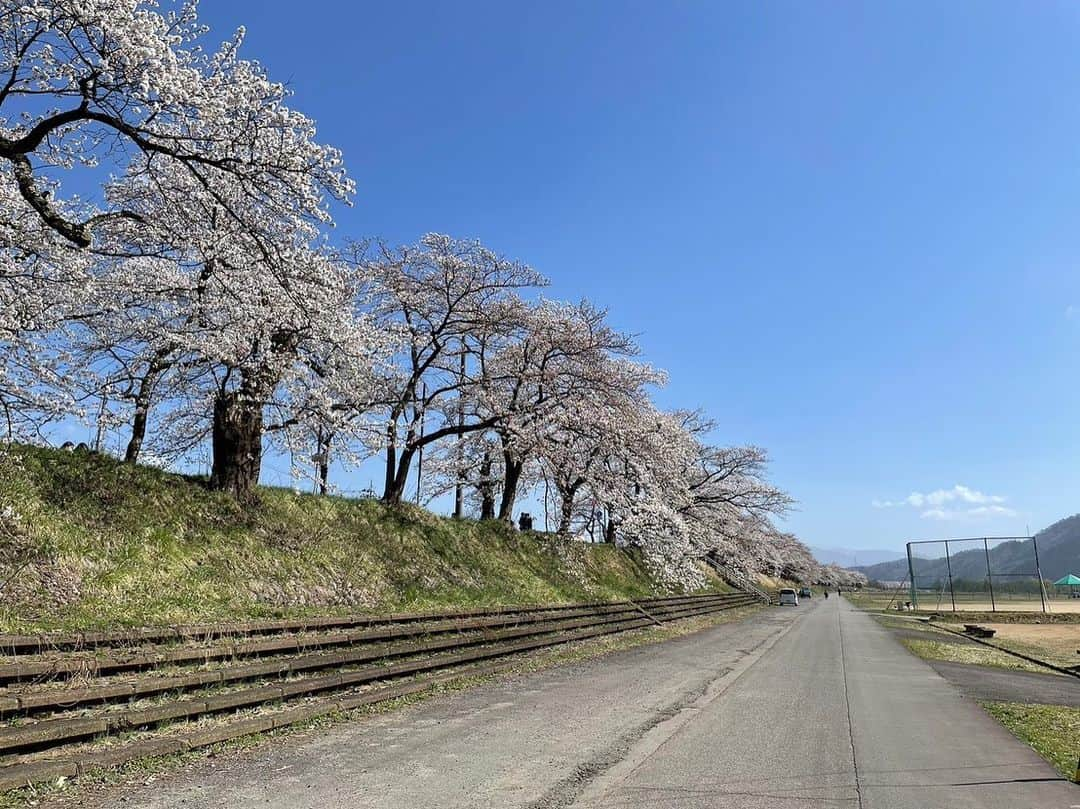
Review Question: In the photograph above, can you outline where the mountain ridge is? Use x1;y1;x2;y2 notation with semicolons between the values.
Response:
854;514;1080;584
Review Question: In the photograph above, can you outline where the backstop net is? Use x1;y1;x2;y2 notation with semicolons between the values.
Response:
905;536;1051;613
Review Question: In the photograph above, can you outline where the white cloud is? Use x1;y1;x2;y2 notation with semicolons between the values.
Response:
920;505;1018;521
1067;304;1077;319
919;508;952;520
873;485;1015;520
908;485;1005;508
966;505;1018;518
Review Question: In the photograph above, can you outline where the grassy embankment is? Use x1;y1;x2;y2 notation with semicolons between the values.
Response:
0;444;713;633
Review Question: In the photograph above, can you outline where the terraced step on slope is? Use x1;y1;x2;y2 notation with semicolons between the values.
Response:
0;592;762;793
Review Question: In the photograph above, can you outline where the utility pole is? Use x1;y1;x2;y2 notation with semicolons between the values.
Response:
454;350;465;518
93;395;107;452
415;382;426;505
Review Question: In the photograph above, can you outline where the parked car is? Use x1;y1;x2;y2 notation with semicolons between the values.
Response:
798;587;812;599
778;588;799;606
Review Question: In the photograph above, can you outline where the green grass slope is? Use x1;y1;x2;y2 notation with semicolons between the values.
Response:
0;445;696;633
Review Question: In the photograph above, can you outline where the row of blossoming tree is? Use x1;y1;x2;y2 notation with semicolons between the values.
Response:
0;0;865;589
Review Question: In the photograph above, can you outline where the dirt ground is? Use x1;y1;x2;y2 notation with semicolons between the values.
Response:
851;590;1080;614
913;599;1080;613
983;622;1080;668
957;600;1080;613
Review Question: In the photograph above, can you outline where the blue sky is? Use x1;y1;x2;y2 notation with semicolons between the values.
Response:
181;1;1080;552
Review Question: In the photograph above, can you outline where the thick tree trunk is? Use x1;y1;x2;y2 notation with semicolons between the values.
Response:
209;391;263;501
314;428;332;496
557;493;575;536
603;504;617;544
318;459;329;495
382;423;397;501
383;445;416;505
497;452;523;522
317;451;330;496
478;451;496;520
555;476;583;536
123;398;150;463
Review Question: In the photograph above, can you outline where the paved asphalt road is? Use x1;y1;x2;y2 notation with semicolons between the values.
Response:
925;659;1080;707
85;599;1079;809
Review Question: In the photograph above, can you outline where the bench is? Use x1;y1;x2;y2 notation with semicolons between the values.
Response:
963;624;996;638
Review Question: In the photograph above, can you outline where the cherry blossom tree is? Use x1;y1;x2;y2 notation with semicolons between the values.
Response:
0;170;94;438
483;300;657;522
0;0;349;250
0;3;833;589
360;234;546;505
0;1;355;481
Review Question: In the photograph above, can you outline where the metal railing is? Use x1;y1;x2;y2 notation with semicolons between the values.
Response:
703;554;773;605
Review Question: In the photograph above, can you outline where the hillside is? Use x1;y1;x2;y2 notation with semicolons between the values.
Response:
855;515;1080;584
0;445;700;633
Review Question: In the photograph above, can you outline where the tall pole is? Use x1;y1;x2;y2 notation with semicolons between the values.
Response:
906;542;918;609
93;395;107;452
944;540;957;612
453;351;465;518
415;382;426;505
983;538;996;613
1032;533;1047;613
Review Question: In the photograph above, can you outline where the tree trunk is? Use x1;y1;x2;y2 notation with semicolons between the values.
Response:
382;423;397;501
383;445;415;505
124;348;174;464
209;391;263;501
478;451;495;520
603;504;617;544
498;451;523;522
316;432;330;496
124;397;150;464
557;491;575;536
318;458;329;495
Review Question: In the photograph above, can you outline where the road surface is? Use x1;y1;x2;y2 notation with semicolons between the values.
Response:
84;598;1078;809
925;659;1080;707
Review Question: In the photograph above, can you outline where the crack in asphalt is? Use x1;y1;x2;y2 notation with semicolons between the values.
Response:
522;667;733;809
837;607;865;809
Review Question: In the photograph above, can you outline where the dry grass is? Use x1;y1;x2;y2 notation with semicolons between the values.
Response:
900;638;1057;675
981;623;1080;670
0;444;723;633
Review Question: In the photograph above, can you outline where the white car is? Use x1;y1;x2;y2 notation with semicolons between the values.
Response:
778;588;799;606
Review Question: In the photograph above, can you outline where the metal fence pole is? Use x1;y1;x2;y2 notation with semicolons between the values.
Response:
944;540;957;612
1032;534;1047;613
982;538;996;613
906;542;918;609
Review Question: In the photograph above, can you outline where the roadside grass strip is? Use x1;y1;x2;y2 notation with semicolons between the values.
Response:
900;638;1056;675
980;702;1080;780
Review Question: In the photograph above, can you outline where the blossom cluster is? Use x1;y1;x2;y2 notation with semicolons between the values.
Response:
0;1;862;588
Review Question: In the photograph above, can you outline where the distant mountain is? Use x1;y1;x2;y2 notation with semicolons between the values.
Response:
855;514;1080;584
810;546;903;568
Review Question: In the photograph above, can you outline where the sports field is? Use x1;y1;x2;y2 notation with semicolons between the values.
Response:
847;589;1080;614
